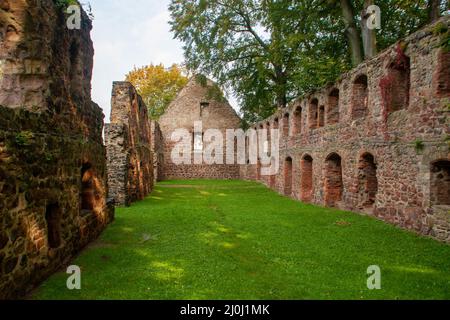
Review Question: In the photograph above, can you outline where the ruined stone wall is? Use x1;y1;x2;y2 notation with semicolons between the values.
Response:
158;78;241;180
242;17;450;243
0;1;114;299
151;121;164;182
105;82;153;206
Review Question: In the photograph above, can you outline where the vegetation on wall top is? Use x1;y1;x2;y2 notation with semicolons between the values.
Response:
125;64;188;120
169;0;448;125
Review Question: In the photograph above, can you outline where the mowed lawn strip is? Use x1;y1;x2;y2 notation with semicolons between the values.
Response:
33;180;450;300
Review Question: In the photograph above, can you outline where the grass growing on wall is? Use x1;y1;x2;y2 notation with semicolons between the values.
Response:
33;180;450;300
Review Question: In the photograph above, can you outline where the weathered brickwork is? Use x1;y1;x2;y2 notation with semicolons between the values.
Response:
241;17;450;243
105;82;153;206
0;1;114;299
158;78;241;180
151;121;164;183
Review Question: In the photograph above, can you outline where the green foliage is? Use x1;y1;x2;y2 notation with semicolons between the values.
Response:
44;152;54;162
33;180;450;299
126;64;188;120
444;135;450;150
433;21;449;35
169;0;437;123
15;131;34;147
169;0;352;123
433;21;450;52
195;74;208;87
443;99;450;111
439;32;450;52
54;0;78;8
413;139;425;153
195;74;227;103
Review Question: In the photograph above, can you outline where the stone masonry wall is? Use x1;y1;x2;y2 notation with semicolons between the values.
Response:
151;121;164;183
241;17;450;243
0;0;114;299
105;82;153;206
158;77;241;180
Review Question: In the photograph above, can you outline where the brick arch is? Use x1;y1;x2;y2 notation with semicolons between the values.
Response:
327;88;340;125
300;154;314;202
284;156;293;196
309;98;319;129
318;105;325;128
430;159;450;205
435;49;450;96
273;117;279;129
293;106;302;135
283;113;290;137
324;152;343;207
357;152;378;210
351;74;368;119
81;162;101;213
381;52;411;114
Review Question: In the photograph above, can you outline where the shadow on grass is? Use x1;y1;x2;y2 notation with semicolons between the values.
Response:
32;180;450;300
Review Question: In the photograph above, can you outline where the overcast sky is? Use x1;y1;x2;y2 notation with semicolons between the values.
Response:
89;0;185;122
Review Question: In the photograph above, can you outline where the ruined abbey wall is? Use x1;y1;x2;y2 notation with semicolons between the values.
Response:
158;78;241;180
0;1;114;298
241;17;450;243
105;82;153;206
151;121;164;182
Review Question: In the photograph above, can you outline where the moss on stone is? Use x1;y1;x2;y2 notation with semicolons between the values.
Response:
14;131;34;147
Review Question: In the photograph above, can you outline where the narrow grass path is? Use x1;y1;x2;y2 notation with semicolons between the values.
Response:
33;180;450;300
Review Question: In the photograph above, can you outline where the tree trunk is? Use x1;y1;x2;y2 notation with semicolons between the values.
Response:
340;0;363;65
274;65;287;108
360;0;378;59
428;0;441;22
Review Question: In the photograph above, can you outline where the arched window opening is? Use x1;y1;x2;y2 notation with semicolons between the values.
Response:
284;157;293;196
358;153;378;210
309;99;319;129
294;107;302;135
324;153;343;207
283;113;290;137
81;163;98;213
430;160;450;205
436;50;450;96
300;155;313;202
273;118;279;130
383;56;411;113
318;106;325;128
352;75;368;119
327;89;339;125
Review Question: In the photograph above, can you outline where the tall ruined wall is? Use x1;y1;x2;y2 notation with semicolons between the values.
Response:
158;78;241;180
151;121;164;182
0;1;114;299
242;17;450;243
105;82;153;206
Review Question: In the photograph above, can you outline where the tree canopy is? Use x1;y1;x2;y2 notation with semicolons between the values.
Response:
169;0;448;124
125;63;188;120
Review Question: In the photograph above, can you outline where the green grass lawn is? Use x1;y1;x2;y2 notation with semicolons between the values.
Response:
33;180;450;300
